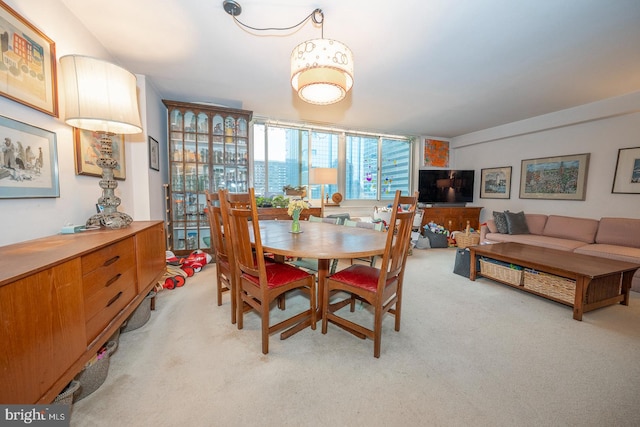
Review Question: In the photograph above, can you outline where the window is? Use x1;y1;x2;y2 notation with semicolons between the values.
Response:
253;121;412;200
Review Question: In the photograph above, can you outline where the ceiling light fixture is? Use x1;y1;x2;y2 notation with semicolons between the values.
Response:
222;0;353;105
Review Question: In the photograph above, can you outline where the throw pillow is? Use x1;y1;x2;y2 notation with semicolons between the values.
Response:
504;211;530;235
493;211;509;234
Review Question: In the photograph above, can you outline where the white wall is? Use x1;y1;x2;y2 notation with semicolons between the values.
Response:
450;92;640;223
0;0;166;246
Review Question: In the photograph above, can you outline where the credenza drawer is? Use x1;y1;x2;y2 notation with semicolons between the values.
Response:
84;276;136;344
83;266;136;321
81;238;135;277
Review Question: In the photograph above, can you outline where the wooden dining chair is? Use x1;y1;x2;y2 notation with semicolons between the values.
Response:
322;190;418;358
343;220;385;267
225;188;317;354
205;190;236;323
291;215;340;274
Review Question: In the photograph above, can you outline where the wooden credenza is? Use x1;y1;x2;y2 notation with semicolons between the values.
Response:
0;221;165;404
420;206;483;231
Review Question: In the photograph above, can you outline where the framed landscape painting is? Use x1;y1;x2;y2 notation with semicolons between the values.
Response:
519;153;590;200
0;115;59;198
0;1;58;116
480;166;512;199
611;146;640;194
74;129;126;180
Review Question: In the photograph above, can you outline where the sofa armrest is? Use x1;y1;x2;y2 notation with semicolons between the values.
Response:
480;223;489;241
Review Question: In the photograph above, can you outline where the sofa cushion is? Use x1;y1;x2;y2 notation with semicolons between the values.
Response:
486;220;498;233
493;211;509;234
542;215;598;244
484;232;588;251
524;214;548;235
574;244;640;265
595;217;640;249
505;211;529;234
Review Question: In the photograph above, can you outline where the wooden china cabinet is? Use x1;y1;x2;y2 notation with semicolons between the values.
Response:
163;100;252;255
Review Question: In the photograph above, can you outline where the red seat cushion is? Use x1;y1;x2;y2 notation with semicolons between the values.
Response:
243;262;311;289
329;264;395;292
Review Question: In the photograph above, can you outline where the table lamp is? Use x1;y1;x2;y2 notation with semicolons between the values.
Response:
310;167;337;217
60;55;142;229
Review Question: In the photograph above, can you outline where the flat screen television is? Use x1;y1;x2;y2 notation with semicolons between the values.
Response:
418;169;475;206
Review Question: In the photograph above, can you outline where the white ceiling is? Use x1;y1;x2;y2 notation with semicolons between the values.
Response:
59;0;640;138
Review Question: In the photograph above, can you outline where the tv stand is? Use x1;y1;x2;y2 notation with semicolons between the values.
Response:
420;206;483;231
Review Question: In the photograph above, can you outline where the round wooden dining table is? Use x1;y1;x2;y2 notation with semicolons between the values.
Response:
257;219;388;330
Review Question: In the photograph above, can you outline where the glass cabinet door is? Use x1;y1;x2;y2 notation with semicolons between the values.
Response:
164;100;252;255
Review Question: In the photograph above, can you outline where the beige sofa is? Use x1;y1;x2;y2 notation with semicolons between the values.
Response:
480;214;640;293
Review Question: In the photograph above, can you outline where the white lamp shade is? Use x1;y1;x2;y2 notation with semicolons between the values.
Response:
310;167;338;185
291;39;353;105
60;55;142;134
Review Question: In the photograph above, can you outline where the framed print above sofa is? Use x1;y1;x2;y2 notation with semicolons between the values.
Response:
480;166;512;199
519;153;590;200
611;146;640;194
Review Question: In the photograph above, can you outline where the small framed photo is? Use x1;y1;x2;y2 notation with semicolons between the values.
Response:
480;166;512;199
0;115;59;198
611;146;640;194
0;1;58;116
149;136;160;171
74;129;126;180
519;153;590;200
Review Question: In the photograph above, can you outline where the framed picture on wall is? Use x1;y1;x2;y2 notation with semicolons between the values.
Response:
480;166;512;199
74;128;126;180
0;115;59;198
611;146;640;194
519;153;590;200
149;136;160;171
0;1;58;116
423;139;449;167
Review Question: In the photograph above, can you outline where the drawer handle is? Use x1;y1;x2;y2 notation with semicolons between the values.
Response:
105;273;122;287
106;291;123;308
104;255;120;267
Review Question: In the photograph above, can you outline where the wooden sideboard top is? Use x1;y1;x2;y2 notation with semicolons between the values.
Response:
0;221;164;287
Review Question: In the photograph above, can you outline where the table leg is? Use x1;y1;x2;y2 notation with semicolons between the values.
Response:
317;258;329;322
469;249;477;281
621;271;633;306
573;275;590;321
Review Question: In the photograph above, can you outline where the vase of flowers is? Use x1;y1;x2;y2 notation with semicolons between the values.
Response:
287;199;309;233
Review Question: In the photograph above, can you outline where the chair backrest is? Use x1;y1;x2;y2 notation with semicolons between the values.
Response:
376;190;418;292
224;188;268;290
355;221;384;231
205;191;227;261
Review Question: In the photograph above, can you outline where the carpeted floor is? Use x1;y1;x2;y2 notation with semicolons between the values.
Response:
69;248;640;427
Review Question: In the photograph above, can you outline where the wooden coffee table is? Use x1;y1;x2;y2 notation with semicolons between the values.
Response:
469;242;639;320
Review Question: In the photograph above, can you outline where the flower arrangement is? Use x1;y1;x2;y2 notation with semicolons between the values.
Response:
287;199;310;217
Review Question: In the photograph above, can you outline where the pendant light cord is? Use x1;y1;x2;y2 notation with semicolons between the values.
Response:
231;8;324;37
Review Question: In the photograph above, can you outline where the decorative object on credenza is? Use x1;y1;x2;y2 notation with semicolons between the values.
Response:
0;1;58;116
74;129;125;180
0;115;59;198
283;185;306;198
60;55;142;229
149;136;160;171
480;166;512;199
332;192;343;204
519;153;590;200
611;146;640;194
222;1;353;105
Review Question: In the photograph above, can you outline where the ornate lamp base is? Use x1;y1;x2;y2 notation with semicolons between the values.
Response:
86;211;133;230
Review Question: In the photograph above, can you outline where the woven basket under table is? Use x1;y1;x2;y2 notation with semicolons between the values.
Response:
479;259;523;286
523;270;576;304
